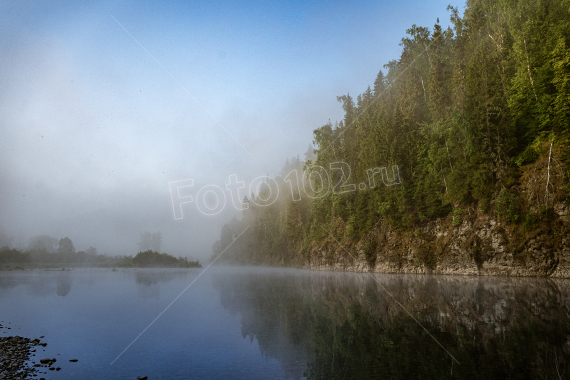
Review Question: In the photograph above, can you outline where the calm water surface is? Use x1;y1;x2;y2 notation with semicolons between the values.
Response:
1;267;569;379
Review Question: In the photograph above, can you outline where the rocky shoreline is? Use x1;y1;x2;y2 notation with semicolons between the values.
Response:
304;204;570;278
0;323;151;380
0;322;78;380
0;334;51;380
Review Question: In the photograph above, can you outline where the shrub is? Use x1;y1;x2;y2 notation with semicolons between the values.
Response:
522;212;539;231
452;208;464;226
363;240;378;267
132;250;201;268
496;188;520;223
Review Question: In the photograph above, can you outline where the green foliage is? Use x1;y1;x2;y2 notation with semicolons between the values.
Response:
0;243;137;268
132;250;201;268
496;188;520;224
522;212;539;231
514;145;540;167
478;198;491;214
362;240;378;267
452;208;464;226
514;132;555;166
213;0;569;265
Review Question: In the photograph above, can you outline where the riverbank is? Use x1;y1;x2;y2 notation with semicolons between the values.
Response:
0;332;53;380
305;203;570;278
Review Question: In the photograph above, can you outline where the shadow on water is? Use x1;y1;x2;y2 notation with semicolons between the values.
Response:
212;268;570;379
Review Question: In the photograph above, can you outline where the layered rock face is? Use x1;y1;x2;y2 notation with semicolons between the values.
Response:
306;202;570;278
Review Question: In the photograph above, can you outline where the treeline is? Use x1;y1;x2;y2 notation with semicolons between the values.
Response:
213;0;570;265
0;247;114;268
117;250;201;268
0;236;110;267
0;235;201;269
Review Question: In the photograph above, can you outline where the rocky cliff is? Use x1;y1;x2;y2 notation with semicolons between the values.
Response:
306;202;570;278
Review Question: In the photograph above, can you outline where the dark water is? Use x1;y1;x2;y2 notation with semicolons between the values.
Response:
1;267;569;379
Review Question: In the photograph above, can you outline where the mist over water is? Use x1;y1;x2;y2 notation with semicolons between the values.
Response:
1;267;569;379
2;1;570;379
0;0;463;260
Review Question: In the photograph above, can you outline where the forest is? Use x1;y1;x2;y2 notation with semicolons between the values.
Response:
213;0;570;267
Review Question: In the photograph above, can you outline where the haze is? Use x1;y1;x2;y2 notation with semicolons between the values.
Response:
0;0;463;261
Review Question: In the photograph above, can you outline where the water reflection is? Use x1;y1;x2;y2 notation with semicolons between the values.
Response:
214;270;315;379
56;271;71;296
132;268;193;299
0;269;74;297
213;269;570;379
133;268;191;287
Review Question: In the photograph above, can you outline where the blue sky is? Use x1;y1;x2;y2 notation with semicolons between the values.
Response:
0;0;465;257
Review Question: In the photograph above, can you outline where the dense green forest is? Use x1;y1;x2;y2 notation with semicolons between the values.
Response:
213;0;570;265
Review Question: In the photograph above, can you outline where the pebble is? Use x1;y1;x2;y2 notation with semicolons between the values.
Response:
0;329;68;380
0;335;45;379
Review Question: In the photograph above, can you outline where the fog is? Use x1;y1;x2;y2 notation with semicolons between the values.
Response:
0;0;463;261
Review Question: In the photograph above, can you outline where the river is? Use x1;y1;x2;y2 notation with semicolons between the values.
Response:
1;267;569;379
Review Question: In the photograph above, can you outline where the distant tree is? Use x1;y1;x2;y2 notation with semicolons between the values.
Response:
150;232;162;251
139;232;151;251
304;144;316;164
58;237;75;255
28;235;58;253
138;231;162;252
86;247;97;256
0;247;30;264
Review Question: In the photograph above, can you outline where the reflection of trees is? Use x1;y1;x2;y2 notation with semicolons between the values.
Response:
213;270;316;379
0;271;72;297
133;269;191;287
213;270;570;379
56;271;71;296
133;269;192;299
